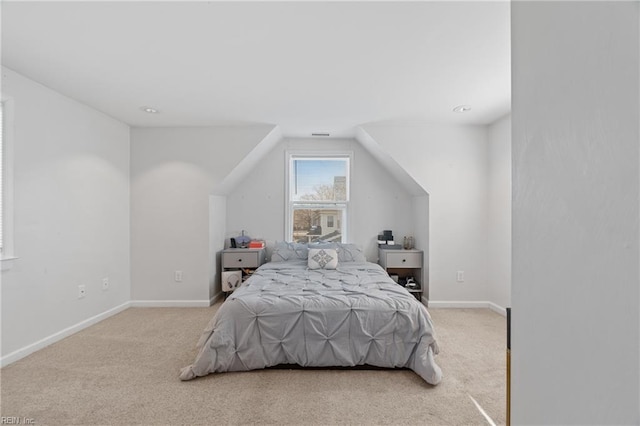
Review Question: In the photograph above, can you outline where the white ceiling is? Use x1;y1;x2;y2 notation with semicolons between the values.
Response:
1;1;511;138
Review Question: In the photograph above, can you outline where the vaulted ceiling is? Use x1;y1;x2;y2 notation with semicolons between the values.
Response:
1;1;510;138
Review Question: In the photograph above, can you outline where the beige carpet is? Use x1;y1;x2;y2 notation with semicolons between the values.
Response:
0;305;505;425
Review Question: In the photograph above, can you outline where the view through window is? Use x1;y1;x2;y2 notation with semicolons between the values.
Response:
288;156;350;243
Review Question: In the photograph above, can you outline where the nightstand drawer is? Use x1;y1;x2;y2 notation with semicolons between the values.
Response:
223;251;261;268
384;252;422;268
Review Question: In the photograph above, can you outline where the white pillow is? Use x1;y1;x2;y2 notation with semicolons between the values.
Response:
308;248;338;270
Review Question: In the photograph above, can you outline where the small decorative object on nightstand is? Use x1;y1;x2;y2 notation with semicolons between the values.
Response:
378;247;427;304
403;236;415;250
221;247;266;295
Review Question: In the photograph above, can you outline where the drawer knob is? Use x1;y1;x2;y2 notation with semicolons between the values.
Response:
402;259;406;263
238;258;243;262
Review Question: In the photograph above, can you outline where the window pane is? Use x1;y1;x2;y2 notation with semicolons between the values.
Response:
290;158;348;202
292;208;342;243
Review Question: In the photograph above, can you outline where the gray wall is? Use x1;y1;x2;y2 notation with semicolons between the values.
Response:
487;114;511;309
360;124;492;303
225;137;425;263
512;2;639;423
1;67;131;358
130;125;274;303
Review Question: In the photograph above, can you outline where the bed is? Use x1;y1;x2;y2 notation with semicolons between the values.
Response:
179;243;442;385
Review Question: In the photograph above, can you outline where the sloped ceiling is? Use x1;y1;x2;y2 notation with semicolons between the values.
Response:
355;127;427;196
1;1;510;138
212;126;283;195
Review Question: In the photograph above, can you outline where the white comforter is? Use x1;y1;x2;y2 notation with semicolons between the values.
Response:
180;261;442;385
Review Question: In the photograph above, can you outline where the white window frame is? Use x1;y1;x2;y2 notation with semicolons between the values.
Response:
1;97;17;269
285;151;353;243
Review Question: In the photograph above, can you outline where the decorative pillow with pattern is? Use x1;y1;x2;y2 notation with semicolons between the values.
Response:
307;248;338;270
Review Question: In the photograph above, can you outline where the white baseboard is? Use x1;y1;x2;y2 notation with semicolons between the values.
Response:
1;295;504;368
130;300;213;308
487;302;507;316
210;292;223;305
1;297;223;368
0;301;131;368
429;301;490;309
429;300;507;316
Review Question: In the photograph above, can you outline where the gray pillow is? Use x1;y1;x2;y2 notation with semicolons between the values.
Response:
271;241;309;262
336;243;367;262
308;242;338;249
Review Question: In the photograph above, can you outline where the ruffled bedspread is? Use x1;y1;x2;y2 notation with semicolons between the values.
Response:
180;261;442;385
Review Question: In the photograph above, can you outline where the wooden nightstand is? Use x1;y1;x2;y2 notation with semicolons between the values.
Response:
378;248;427;304
221;248;266;293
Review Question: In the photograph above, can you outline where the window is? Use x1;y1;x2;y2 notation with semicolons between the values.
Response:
286;153;351;243
327;215;334;228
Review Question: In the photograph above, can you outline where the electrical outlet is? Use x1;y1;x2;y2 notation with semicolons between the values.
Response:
78;285;86;299
456;271;465;282
102;277;109;291
174;270;183;282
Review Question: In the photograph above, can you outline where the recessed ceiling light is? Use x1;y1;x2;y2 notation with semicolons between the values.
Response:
140;106;159;114
453;105;472;113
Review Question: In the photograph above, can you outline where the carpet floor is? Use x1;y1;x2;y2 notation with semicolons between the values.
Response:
1;305;506;425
